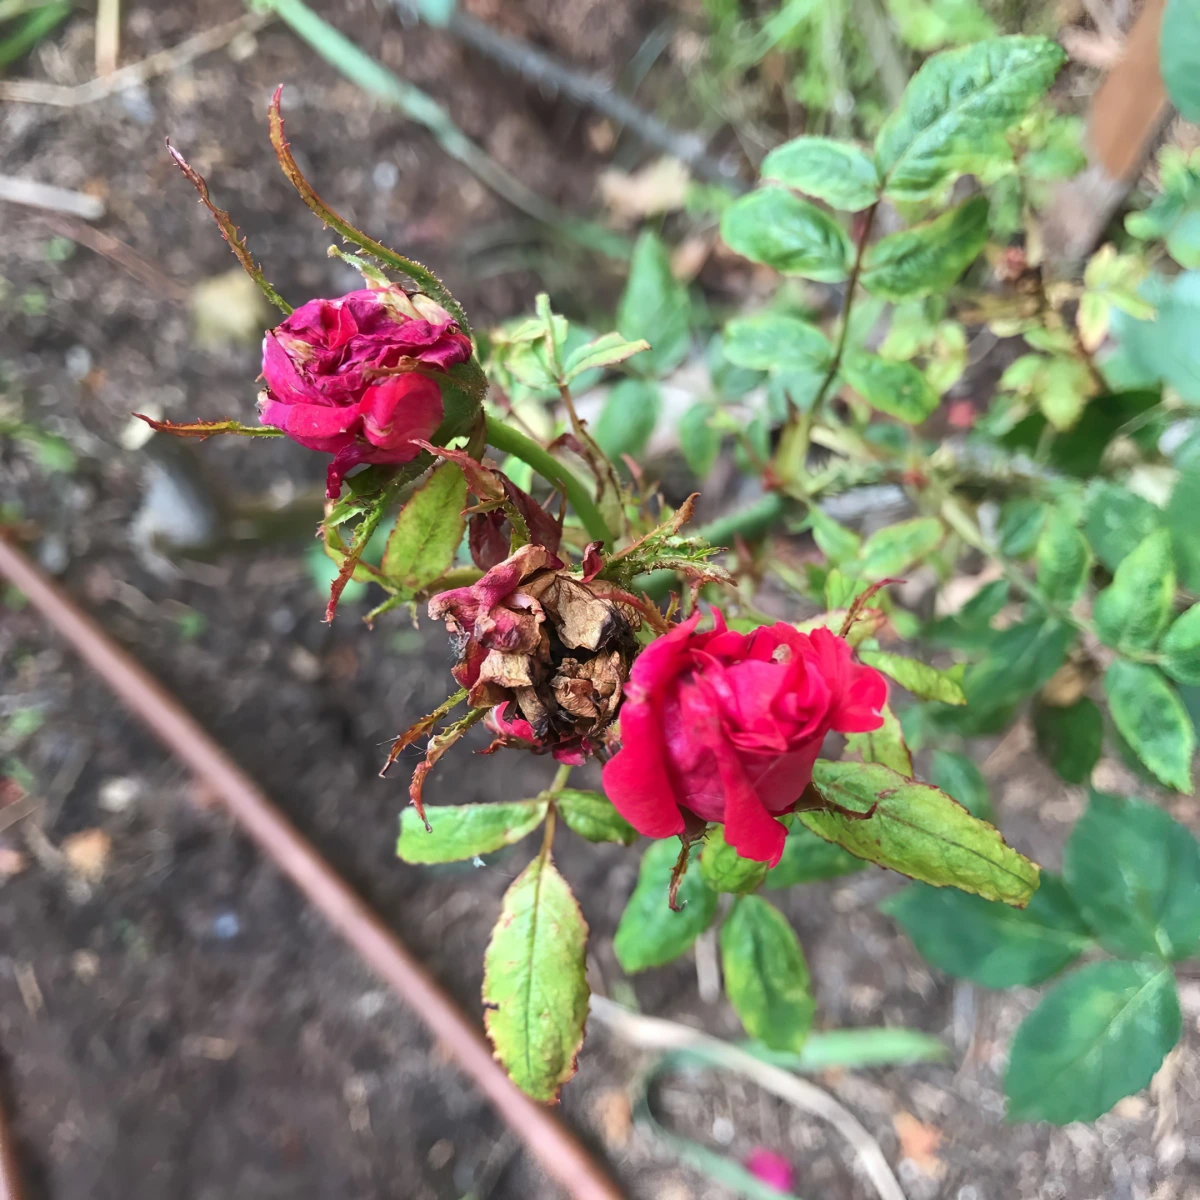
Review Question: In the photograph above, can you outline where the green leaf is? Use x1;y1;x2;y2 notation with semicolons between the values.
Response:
1064;791;1200;961
1033;698;1103;785
759;136;881;211
720;188;852;282
1035;513;1092;605
997;497;1047;559
1082;481;1162;572
1005;962;1181;1124
801;507;862;564
803;760;1040;905
562;331;650;383
873;36;1067;201
614;840;719;973
765;824;865;887
556;789;638;845
1109;271;1200;404
482;852;589;1103
615;231;690;376
1093;528;1175;654
1167;459;1200;592
884;873;1090;987
1162;0;1200;122
855;516;944;579
701;824;770;894
845;703;914;775
722;313;832;372
930;749;992;821
1161;605;1200;686
963;618;1075;709
720;897;815;1052
595;378;661;463
679;403;720;478
926;578;1009;651
861;196;989;301
398;799;548;863
1104;661;1196;793
842;350;939;423
380;463;467;591
858;649;966;705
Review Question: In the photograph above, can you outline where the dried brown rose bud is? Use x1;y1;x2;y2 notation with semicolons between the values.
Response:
428;542;641;760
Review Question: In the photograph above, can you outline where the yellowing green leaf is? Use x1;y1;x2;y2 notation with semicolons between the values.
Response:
855;516;944;578
760;136;881;211
723;313;832;372
1005;962;1180;1124
874;37;1067;201
562;331;650;383
861;195;989;301
1064;791;1200;960
1035;513;1092;605
803;760;1040;905
398;799;548;863
556;789;639;845
720;897;815;1051
482;852;589;1102
1093;528;1175;653
859;649;967;705
381;462;468;592
843;350;939;423
700;824;769;893
846;703;914;775
1161;604;1200;686
765;825;865;887
1104;661;1195;794
720;188;852;282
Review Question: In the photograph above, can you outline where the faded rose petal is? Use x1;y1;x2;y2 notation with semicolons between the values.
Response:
257;286;472;492
746;1148;794;1194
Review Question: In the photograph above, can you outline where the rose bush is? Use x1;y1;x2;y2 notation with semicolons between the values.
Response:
602;613;888;865
259;285;472;497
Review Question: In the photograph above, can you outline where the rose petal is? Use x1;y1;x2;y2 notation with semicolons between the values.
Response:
712;733;788;866
359;375;443;453
602;698;687;839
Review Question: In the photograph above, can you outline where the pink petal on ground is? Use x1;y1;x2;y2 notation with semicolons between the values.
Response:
746;1147;795;1194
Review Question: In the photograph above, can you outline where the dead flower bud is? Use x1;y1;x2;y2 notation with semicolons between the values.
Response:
428;542;642;761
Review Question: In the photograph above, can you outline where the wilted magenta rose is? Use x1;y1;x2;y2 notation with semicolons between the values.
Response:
601;611;887;866
258;286;472;498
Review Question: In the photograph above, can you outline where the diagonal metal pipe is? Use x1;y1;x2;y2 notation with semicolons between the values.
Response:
0;534;624;1200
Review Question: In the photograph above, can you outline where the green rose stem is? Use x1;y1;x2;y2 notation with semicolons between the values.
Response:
483;414;614;548
811;200;881;416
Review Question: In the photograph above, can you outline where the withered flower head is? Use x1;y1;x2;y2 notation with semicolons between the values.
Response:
428;542;641;757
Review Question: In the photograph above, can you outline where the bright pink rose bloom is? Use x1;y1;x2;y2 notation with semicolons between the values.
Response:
746;1147;795;1194
602;611;887;866
258;286;472;498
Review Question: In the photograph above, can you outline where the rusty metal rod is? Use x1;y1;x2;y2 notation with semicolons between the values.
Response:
0;535;623;1200
0;1091;24;1200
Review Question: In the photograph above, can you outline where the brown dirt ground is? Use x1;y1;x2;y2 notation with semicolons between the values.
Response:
2;3;1199;1198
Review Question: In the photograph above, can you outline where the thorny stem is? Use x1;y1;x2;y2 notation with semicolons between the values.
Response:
811;201;881;416
483;414;614;548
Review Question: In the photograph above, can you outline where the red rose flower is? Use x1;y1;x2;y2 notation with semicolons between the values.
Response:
259;286;472;498
601;611;887;866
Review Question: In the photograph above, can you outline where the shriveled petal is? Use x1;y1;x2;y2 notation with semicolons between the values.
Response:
261;332;322;406
428;543;560;641
602;699;687;839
